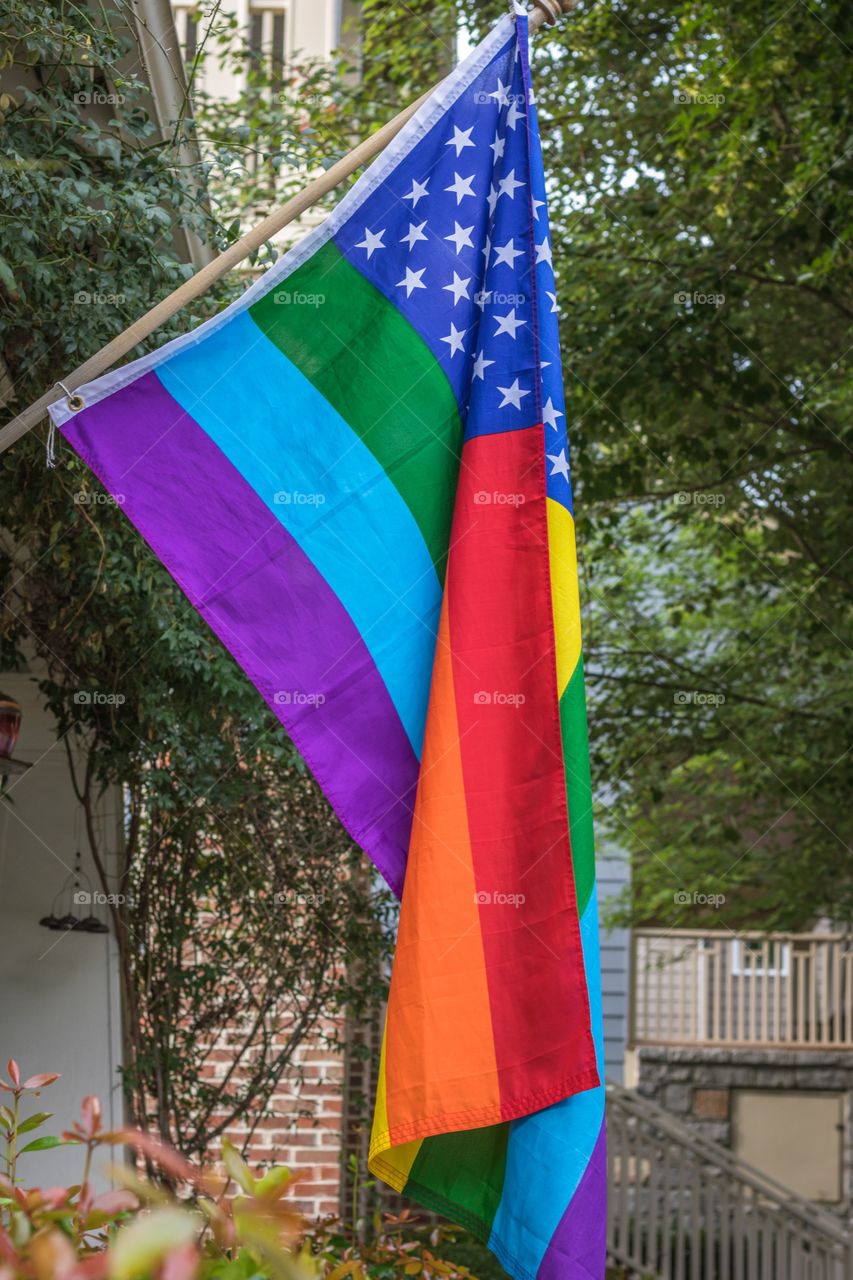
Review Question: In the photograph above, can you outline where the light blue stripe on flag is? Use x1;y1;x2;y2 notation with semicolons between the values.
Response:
156;310;441;757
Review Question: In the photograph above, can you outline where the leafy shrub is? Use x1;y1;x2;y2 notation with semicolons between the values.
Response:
0;1062;477;1280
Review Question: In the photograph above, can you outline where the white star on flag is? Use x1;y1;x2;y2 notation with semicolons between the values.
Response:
493;238;523;269
402;178;429;208
446;125;476;157
397;267;427;297
547;449;571;482
497;169;525;201
488;77;510;107
532;197;545;221
475;288;492;311
542;397;564;430
494;307;526;339
498;379;530;409
536;237;553;266
441;323;466;357
355;228;385;259
473;351;494;380
506;99;523;130
486;185;499;217
489;133;506;162
481;235;493;264
445;222;474;254
546;291;558;314
401;220;428;250
445;172;476;204
443;272;471;305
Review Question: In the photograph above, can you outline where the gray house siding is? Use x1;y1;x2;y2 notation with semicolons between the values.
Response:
598;847;631;1083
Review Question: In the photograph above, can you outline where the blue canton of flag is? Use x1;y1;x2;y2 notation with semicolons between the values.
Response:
333;14;573;515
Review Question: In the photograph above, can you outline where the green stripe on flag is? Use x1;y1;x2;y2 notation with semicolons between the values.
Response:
560;655;596;918
405;1122;509;1238
250;241;463;579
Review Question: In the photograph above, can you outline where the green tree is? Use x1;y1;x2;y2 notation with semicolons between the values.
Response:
458;0;852;926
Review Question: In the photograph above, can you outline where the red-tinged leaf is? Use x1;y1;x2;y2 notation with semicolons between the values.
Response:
6;1062;19;1087
79;1096;101;1138
90;1190;138;1216
114;1130;199;1187
0;1223;17;1263
158;1242;200;1280
68;1255;110;1280
0;1083;16;1095
38;1187;71;1211
22;1074;60;1091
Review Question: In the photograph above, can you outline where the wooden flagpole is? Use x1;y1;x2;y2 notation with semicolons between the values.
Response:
0;0;573;457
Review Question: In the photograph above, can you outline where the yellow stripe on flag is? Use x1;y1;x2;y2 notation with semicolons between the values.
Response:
547;498;582;697
370;1026;422;1188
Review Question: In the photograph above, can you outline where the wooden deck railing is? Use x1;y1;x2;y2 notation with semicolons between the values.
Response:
607;1080;853;1279
630;930;853;1049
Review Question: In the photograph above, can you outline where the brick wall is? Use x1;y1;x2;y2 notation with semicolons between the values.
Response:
206;1016;348;1221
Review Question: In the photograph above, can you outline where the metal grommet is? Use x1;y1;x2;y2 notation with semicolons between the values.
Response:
57;380;84;413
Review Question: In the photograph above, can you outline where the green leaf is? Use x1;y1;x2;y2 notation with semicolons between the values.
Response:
16;1111;52;1135
19;1135;75;1153
0;255;17;294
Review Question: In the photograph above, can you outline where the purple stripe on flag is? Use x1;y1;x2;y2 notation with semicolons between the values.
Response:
59;370;418;895
535;1122;606;1280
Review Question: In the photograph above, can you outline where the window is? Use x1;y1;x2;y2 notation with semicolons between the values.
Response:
249;4;288;93
731;938;790;977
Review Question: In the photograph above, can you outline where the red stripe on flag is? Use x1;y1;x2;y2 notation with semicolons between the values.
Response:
448;424;598;1116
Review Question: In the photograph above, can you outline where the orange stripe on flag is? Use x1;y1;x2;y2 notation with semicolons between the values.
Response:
379;594;501;1147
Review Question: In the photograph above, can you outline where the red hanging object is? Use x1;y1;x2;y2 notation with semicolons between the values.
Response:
0;693;22;760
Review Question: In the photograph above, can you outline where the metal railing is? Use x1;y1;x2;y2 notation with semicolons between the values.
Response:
606;1080;852;1280
631;930;853;1049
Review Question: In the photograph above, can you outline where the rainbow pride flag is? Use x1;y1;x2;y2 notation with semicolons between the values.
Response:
48;9;605;1277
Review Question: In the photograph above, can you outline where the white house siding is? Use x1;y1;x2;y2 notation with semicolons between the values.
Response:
0;672;123;1189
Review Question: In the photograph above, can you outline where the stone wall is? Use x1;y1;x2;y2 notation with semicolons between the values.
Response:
635;1045;853;1210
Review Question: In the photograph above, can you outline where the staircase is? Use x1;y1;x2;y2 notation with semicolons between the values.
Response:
606;1080;852;1280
